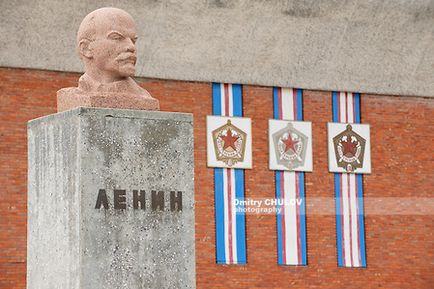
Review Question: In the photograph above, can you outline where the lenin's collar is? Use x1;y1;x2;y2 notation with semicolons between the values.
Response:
78;73;141;94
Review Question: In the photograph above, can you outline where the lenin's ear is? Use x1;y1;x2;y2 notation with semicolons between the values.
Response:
78;39;93;59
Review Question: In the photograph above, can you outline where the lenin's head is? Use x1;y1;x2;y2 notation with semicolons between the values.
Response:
76;7;138;83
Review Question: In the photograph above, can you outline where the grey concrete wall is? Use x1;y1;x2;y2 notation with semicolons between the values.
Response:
27;109;81;288
2;0;433;97
28;108;195;289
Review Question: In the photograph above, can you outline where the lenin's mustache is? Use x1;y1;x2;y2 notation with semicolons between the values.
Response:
116;53;136;64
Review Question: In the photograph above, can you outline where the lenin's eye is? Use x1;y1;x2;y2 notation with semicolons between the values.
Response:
108;32;124;41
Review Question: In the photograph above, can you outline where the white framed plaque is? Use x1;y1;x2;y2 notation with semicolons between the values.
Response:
268;119;313;172
327;122;371;174
207;115;252;169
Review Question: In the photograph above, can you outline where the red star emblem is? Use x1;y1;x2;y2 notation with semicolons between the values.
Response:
282;134;298;153
220;128;239;150
341;136;357;156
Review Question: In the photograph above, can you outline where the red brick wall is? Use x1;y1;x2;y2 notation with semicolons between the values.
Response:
0;67;432;288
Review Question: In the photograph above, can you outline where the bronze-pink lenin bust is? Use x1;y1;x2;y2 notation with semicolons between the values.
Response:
57;7;159;112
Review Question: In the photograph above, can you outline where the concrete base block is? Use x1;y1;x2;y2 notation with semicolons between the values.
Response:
27;107;195;289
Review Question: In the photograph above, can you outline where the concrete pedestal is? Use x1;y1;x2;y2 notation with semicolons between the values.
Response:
27;108;195;289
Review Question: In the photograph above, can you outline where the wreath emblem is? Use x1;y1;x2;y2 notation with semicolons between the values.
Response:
333;124;366;172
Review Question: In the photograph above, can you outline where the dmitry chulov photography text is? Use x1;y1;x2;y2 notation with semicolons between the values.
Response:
234;198;303;215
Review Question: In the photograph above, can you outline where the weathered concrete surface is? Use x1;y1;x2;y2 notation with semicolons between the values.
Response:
1;0;433;97
27;108;195;289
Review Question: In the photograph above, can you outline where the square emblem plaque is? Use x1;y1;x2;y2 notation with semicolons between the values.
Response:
269;119;313;172
207;116;252;169
327;122;371;174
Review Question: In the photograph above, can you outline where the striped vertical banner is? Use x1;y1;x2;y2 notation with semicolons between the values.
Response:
332;91;367;268
273;87;307;266
213;83;247;264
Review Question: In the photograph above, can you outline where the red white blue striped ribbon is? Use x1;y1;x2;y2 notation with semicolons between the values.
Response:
213;83;247;264
332;91;367;267
273;87;307;265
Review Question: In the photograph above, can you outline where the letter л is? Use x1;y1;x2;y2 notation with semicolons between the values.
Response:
95;189;109;209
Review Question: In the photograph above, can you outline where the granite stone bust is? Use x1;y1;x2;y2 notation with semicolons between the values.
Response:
57;7;159;112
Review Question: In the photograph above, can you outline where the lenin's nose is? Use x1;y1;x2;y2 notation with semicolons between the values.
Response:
126;38;136;53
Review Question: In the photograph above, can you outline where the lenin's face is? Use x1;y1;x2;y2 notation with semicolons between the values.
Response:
90;12;138;80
